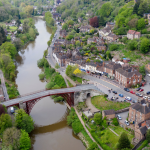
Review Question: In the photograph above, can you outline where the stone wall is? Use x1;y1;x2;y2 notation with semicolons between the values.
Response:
74;89;103;105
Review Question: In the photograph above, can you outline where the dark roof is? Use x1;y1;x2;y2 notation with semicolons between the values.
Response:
131;103;150;114
103;109;115;115
115;68;142;78
140;126;147;135
104;62;121;70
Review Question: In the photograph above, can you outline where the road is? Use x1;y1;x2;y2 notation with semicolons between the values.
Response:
0;70;9;101
2;84;99;107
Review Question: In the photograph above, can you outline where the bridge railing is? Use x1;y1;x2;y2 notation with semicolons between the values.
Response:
18;89;47;98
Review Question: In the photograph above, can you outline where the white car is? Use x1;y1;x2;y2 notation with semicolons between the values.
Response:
139;94;143;97
147;74;150;77
125;97;132;101
125;120;130;126
117;115;122;120
143;96;148;99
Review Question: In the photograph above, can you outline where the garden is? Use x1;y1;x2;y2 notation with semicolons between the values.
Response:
91;95;131;111
82;112;134;150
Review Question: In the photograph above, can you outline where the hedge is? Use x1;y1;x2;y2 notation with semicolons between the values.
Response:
137;140;148;150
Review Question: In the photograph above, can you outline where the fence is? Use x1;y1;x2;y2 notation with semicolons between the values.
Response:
115;107;129;114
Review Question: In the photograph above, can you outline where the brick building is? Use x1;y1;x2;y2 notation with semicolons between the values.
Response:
115;67;142;88
96;45;106;51
80;25;92;32
146;63;150;72
129;101;150;140
127;30;141;40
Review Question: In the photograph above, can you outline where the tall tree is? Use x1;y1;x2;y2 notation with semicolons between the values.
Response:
15;109;34;133
89;16;99;27
94;113;102;125
0;27;7;46
117;132;131;150
24;5;33;16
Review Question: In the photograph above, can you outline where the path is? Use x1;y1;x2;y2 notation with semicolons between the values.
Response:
74;107;103;150
108;128;119;136
86;97;100;113
0;70;9;101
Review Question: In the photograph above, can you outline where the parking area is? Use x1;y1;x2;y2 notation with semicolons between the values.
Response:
116;111;129;124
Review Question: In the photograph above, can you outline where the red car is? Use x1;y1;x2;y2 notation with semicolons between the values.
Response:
139;89;144;92
130;90;135;94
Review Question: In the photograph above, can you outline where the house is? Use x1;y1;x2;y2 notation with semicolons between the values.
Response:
96;45;106;51
59;29;67;38
106;33;118;42
102;109;115;119
78;17;83;23
123;58;130;63
106;22;115;29
80;25;92;33
127;30;141;40
12;20;16;26
99;27;111;38
53;13;61;20
87;38;95;44
129;101;150;140
146;63;150;72
115;67;142;88
103;62;122;78
143;13;150;25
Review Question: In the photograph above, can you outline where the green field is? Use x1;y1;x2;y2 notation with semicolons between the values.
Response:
91;95;131;111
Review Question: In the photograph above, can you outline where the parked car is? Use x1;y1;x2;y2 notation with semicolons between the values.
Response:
119;94;124;97
147;74;150;77
147;91;150;95
10;107;15;114
143;96;148;99
124;88;130;92
125;120;130;126
139;89;144;92
136;93;140;96
136;87;141;91
148;97;150;100
125;97;132;101
117;115;122;120
139;94;143;97
113;91;117;94
130;90;135;94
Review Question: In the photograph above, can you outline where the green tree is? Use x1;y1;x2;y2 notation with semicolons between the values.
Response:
67;20;74;26
94;113;102;125
55;63;60;69
0;42;17;58
24;5;33;16
0;27;7;45
2;127;21;150
29;28;36;39
137;18;145;30
139;65;146;77
62;23;68;30
140;38;150;54
37;58;45;67
112;118;119;126
98;2;112;17
72;120;83;134
117;132;130;150
127;39;137;50
0;104;7;115
0;114;12;134
39;73;45;80
20;130;31;150
75;40;81;47
15;109;34;133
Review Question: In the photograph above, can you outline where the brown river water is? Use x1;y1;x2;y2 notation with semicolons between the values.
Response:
15;18;85;150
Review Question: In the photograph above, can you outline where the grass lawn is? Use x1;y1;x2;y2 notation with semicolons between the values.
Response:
71;76;82;84
67;79;74;87
91;95;130;111
109;126;134;142
8;26;17;32
100;128;119;150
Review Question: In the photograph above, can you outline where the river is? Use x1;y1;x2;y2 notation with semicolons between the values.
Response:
15;18;85;150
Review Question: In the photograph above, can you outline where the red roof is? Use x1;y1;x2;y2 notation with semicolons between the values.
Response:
127;30;136;35
135;32;140;35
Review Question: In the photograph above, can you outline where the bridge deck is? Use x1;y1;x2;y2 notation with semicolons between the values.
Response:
2;84;98;107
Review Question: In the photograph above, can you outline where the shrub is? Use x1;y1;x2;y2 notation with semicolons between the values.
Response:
112;118;119;126
37;58;45;68
137;140;148;150
94;113;102;125
87;142;98;150
38;73;45;80
46;82;55;89
109;44;118;51
0;104;7;115
54;96;64;102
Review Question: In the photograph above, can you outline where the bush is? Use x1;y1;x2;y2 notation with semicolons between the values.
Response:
112;118;119;126
87;142;98;150
94;113;102;125
37;58;45;68
46;82;55;89
109;44;118;51
54;96;64;102
38;73;45;80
